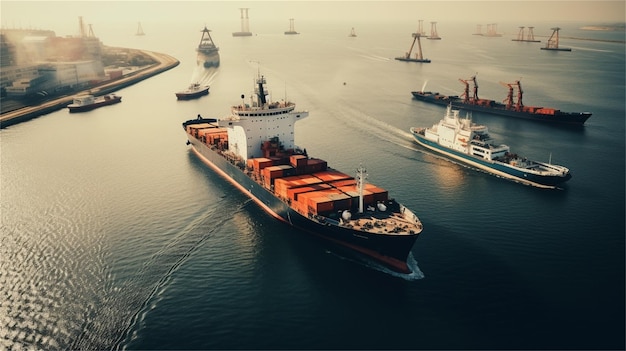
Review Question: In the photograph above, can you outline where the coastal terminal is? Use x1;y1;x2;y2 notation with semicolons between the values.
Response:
0;19;179;128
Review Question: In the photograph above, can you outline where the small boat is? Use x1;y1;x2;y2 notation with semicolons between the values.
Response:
176;83;210;100
410;105;572;188
67;94;122;113
349;27;357;37
136;22;145;36
182;74;423;273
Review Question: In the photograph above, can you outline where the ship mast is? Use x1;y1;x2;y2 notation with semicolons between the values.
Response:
356;164;367;214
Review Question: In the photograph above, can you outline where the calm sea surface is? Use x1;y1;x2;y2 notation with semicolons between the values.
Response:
1;19;624;350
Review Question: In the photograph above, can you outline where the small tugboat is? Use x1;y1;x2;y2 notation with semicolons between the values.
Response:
67;94;122;113
176;83;210;100
182;73;423;273
411;76;592;125
410;105;572;188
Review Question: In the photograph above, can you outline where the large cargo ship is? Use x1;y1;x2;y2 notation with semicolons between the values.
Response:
183;74;423;273
411;76;592;125
410;105;572;188
196;26;220;68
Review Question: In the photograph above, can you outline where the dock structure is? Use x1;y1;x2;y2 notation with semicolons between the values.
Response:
485;23;502;37
418;19;427;36
473;24;483;35
233;8;253;37
541;27;571;51
512;26;541;42
395;31;430;63
427;22;441;40
284;18;299;35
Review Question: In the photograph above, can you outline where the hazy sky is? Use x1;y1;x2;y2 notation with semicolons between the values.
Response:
2;1;624;36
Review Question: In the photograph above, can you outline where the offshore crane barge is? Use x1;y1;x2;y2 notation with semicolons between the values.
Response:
412;76;592;125
182;74;423;273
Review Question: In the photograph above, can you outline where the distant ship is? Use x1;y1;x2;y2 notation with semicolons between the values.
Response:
182;74;423;273
67;94;121;113
411;76;592;125
136;22;145;36
410;105;572;188
349;27;357;37
284;18;299;35
176;83;209;100
196;26;220;68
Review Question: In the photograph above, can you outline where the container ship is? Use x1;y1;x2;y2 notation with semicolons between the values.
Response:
182;74;423;273
410;105;572;188
196;26;220;68
411;76;592;125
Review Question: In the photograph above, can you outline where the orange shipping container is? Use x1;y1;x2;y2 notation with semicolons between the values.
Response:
290;155;308;168
287;183;332;201
307;196;334;214
313;170;352;183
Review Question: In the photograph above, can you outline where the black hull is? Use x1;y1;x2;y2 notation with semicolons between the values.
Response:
411;91;591;125
184;121;419;273
176;89;209;100
68;97;122;113
395;58;431;63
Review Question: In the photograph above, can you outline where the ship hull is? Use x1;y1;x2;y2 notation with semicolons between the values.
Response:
186;133;419;273
395;58;431;63
412;132;570;188
196;51;220;68
68;96;121;113
412;91;591;125
176;87;209;100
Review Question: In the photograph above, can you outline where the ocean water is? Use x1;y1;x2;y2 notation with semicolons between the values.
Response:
1;19;624;350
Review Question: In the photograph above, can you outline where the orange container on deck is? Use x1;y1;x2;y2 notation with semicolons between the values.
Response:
307;196;334;214
304;158;328;173
339;187;375;206
365;184;389;201
289;155;308;168
253;158;274;172
329;178;357;188
327;192;352;211
287;183;332;201
313;170;352;183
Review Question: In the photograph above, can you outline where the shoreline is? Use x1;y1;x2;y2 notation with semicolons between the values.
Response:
0;49;179;129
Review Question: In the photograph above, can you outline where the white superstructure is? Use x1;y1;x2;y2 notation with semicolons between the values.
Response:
423;105;509;160
220;75;309;160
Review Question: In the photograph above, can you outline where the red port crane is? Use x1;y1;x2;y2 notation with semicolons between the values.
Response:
500;80;524;110
458;75;479;103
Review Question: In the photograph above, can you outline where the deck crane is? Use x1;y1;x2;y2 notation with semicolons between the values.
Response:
500;80;524;110
458;75;479;103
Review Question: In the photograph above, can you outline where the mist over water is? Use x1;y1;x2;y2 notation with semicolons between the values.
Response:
1;18;624;350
